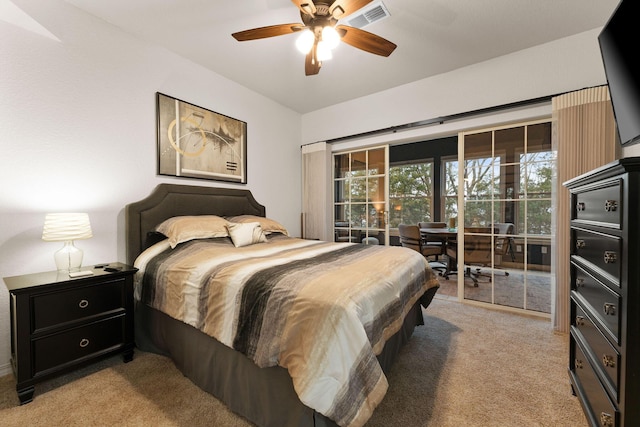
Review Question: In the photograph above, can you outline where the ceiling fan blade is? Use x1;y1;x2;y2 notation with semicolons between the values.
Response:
291;0;317;16
329;0;373;19
305;46;321;75
232;23;303;41
336;25;396;56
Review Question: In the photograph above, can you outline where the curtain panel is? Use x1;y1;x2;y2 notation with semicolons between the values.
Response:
301;142;332;241
551;85;618;332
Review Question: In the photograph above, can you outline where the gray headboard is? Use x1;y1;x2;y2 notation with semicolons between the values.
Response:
125;184;266;264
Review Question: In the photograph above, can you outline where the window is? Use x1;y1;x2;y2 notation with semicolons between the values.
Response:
334;147;388;244
388;161;434;227
443;158;459;224
457;121;554;313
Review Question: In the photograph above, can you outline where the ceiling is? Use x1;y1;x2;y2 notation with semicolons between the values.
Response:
63;0;620;114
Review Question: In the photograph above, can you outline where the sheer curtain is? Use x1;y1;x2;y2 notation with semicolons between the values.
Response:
552;85;618;332
301;142;332;241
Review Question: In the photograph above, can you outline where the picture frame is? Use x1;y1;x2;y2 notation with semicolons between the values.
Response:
156;92;247;183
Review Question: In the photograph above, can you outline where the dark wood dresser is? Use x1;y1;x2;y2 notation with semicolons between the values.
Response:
564;158;640;427
3;262;137;404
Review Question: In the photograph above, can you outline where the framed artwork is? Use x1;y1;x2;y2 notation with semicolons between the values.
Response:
156;92;247;183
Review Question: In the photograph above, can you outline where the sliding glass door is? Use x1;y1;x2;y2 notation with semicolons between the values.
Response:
457;120;554;314
333;147;389;245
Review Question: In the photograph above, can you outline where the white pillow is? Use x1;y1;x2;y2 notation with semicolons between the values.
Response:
226;215;289;236
156;215;229;248
226;222;268;247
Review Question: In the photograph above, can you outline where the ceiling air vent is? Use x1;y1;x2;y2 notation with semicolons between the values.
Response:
344;1;391;29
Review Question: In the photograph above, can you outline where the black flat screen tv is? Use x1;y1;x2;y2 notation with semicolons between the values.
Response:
598;0;640;147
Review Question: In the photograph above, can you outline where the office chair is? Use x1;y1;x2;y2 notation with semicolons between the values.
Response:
398;224;446;273
445;227;493;286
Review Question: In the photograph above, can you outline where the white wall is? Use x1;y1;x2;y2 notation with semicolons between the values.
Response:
301;28;608;145
0;0;301;374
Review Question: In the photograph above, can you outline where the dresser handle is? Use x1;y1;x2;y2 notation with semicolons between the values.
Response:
79;338;90;348
577;202;586;211
576;240;586;249
78;299;89;309
604;200;617;212
603;303;616;316
576;316;586;326
576;278;585;288
604;251;617;264
600;412;614;427
602;354;616;368
575;358;584;369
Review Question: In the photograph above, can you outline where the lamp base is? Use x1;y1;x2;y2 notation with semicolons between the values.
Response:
54;241;83;272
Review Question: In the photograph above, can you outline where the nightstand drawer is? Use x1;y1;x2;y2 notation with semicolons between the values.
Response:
572;264;620;343
573;179;621;227
33;315;125;375
572;228;621;287
32;278;125;332
573;302;619;399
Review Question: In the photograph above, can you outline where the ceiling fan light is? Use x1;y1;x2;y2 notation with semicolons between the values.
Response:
295;29;314;54
317;41;332;61
321;26;340;50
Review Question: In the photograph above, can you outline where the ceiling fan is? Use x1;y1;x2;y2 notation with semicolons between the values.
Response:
232;0;397;76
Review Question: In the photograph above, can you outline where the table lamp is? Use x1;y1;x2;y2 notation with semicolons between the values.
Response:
42;213;93;272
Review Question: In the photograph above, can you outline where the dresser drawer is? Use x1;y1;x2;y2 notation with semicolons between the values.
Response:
573;179;621;227
32;278;125;332
573;228;621;287
571;335;619;427
33;315;125;376
572;264;620;343
573;302;619;399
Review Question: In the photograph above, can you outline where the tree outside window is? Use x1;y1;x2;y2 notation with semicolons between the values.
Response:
389;162;433;227
443;159;459;224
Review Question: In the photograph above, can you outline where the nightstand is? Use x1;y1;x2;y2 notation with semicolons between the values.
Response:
3;262;137;404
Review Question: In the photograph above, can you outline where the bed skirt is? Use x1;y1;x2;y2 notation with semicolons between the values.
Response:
135;285;438;427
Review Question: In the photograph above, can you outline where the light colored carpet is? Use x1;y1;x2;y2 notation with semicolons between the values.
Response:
0;298;586;426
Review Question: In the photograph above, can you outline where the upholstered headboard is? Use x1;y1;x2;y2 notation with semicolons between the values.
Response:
125;184;266;264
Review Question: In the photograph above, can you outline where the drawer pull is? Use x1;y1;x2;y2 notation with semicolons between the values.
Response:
575;358;584;369
576;278;585;288
603;303;617;316
577;202;586;211
576;316;586;326
78;299;89;309
576;240;586;249
604;200;617;212
79;338;90;348
602;354;616;368
600;412;614;427
604;251;617;264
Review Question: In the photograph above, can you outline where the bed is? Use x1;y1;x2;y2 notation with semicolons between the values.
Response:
125;183;439;427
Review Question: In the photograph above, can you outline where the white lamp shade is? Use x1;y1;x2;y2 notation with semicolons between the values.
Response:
42;213;93;241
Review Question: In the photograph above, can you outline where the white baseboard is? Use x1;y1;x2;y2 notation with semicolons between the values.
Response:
0;362;12;377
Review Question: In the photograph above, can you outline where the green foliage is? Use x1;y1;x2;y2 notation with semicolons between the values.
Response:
389;163;432;227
